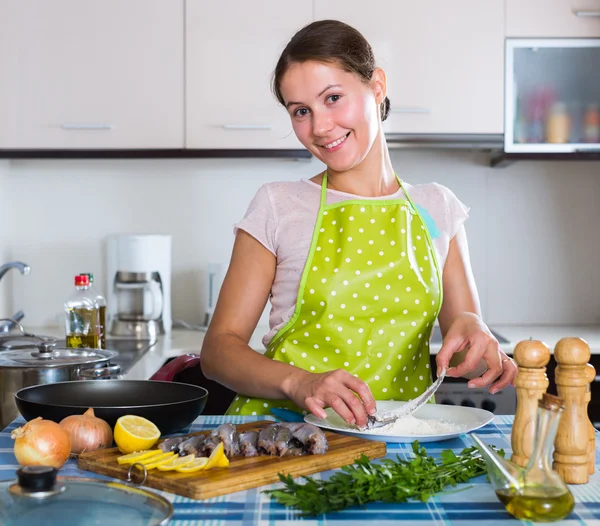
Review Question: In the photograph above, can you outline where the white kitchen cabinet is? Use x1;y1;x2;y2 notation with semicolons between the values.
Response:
315;1;504;134
507;0;600;37
185;0;310;149
0;0;184;149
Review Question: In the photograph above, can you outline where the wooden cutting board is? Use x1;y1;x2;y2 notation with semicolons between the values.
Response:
78;420;386;500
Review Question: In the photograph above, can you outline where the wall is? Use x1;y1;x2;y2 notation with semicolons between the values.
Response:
2;151;600;328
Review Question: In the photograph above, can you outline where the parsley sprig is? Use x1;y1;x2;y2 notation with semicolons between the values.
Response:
265;440;497;516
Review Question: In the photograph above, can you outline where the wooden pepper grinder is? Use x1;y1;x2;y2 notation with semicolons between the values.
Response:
553;337;591;484
585;362;596;475
511;340;550;467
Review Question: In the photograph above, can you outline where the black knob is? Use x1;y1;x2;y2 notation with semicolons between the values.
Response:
460;399;476;408
481;400;497;412
17;466;58;492
440;399;455;405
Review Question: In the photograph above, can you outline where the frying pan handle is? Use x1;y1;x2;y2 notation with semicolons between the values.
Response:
150;353;201;382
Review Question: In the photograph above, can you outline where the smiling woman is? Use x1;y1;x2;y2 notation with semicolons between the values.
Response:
199;19;517;426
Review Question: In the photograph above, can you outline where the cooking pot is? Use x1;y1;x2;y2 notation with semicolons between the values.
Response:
0;465;172;525
0;328;119;429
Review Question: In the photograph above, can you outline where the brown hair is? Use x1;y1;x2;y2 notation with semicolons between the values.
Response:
273;20;390;121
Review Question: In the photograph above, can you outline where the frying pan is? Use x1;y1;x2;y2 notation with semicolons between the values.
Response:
15;379;208;435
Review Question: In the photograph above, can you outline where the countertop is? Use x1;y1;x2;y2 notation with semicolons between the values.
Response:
2;414;600;525
26;324;600;381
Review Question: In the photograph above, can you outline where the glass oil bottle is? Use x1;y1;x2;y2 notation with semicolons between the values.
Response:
65;274;100;349
496;393;575;522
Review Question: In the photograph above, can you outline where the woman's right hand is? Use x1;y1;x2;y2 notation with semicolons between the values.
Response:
282;368;377;428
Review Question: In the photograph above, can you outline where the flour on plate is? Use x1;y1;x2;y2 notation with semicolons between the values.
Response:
365;414;464;435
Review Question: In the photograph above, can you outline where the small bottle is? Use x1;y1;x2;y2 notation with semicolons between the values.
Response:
81;273;107;349
64;274;100;349
497;393;575;522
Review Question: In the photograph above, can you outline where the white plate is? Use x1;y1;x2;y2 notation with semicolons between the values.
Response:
304;401;494;443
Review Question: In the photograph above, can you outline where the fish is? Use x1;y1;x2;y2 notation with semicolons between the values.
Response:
290;423;328;455
158;436;186;453
178;435;206;457
203;434;221;456
238;431;259;457
274;425;294;456
211;423;240;457
257;424;280;455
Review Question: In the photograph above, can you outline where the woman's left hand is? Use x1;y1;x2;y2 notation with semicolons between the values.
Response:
435;312;517;394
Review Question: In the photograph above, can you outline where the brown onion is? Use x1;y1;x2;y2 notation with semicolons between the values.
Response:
11;417;71;469
59;408;113;454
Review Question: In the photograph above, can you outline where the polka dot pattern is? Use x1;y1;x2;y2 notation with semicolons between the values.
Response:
226;191;441;417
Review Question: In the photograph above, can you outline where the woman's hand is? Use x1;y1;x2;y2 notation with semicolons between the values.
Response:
282;368;377;428
436;312;517;394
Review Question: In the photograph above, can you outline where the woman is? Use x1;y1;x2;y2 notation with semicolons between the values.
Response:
200;19;517;428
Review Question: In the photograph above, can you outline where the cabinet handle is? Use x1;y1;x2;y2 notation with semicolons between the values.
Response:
222;124;273;130
595;375;600;382
573;9;600;17
390;107;432;114
61;123;113;130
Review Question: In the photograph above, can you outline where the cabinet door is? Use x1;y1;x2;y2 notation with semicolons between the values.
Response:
315;1;504;134
0;0;184;149
186;0;310;149
507;0;600;37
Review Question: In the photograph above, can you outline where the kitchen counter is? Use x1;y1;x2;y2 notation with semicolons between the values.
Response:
26;324;600;380
1;414;600;525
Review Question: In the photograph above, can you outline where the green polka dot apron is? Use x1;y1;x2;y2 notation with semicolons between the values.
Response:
226;173;442;416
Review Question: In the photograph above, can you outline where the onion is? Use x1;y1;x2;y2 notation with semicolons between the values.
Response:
11;417;71;469
59;408;113;454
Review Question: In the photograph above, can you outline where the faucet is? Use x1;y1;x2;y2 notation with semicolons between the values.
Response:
0;261;30;282
0;261;30;333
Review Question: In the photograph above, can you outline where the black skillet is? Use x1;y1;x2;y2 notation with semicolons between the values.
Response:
15;380;208;435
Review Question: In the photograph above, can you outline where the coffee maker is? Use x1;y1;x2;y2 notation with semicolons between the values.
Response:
106;234;172;340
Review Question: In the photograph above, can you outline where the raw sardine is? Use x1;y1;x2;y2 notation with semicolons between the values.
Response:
203;434;221;456
238;431;259;457
291;423;328;455
179;435;206;456
257;424;279;455
211;423;240;457
158;436;186;453
274;426;294;457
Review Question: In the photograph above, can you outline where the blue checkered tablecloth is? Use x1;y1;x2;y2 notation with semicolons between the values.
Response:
2;414;600;525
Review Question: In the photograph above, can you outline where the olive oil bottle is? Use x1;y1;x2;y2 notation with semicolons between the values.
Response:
65;274;101;349
80;273;106;349
496;485;575;522
472;394;575;523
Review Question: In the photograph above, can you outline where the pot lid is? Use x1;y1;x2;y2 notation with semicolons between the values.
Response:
0;343;117;368
0;334;58;350
0;466;172;525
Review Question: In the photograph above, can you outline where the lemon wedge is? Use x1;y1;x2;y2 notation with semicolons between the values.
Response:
156;454;196;471
204;442;230;470
114;415;161;454
117;450;163;465
175;456;209;473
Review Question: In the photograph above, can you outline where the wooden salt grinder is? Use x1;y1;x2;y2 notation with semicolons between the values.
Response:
585;362;596;475
511;340;550;468
553;337;591;484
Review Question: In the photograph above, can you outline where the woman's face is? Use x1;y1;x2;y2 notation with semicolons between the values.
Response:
279;60;384;172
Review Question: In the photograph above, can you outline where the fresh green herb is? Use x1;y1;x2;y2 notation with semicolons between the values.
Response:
265;440;502;516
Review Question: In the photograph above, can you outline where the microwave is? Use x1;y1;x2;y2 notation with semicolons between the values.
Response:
505;38;600;153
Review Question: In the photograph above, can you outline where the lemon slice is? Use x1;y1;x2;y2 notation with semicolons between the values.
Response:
175;457;209;473
204;442;230;470
144;452;177;470
117;450;163;465
114;415;161;454
156;454;196;471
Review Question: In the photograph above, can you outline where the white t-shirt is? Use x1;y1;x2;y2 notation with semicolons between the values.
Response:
234;179;470;348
